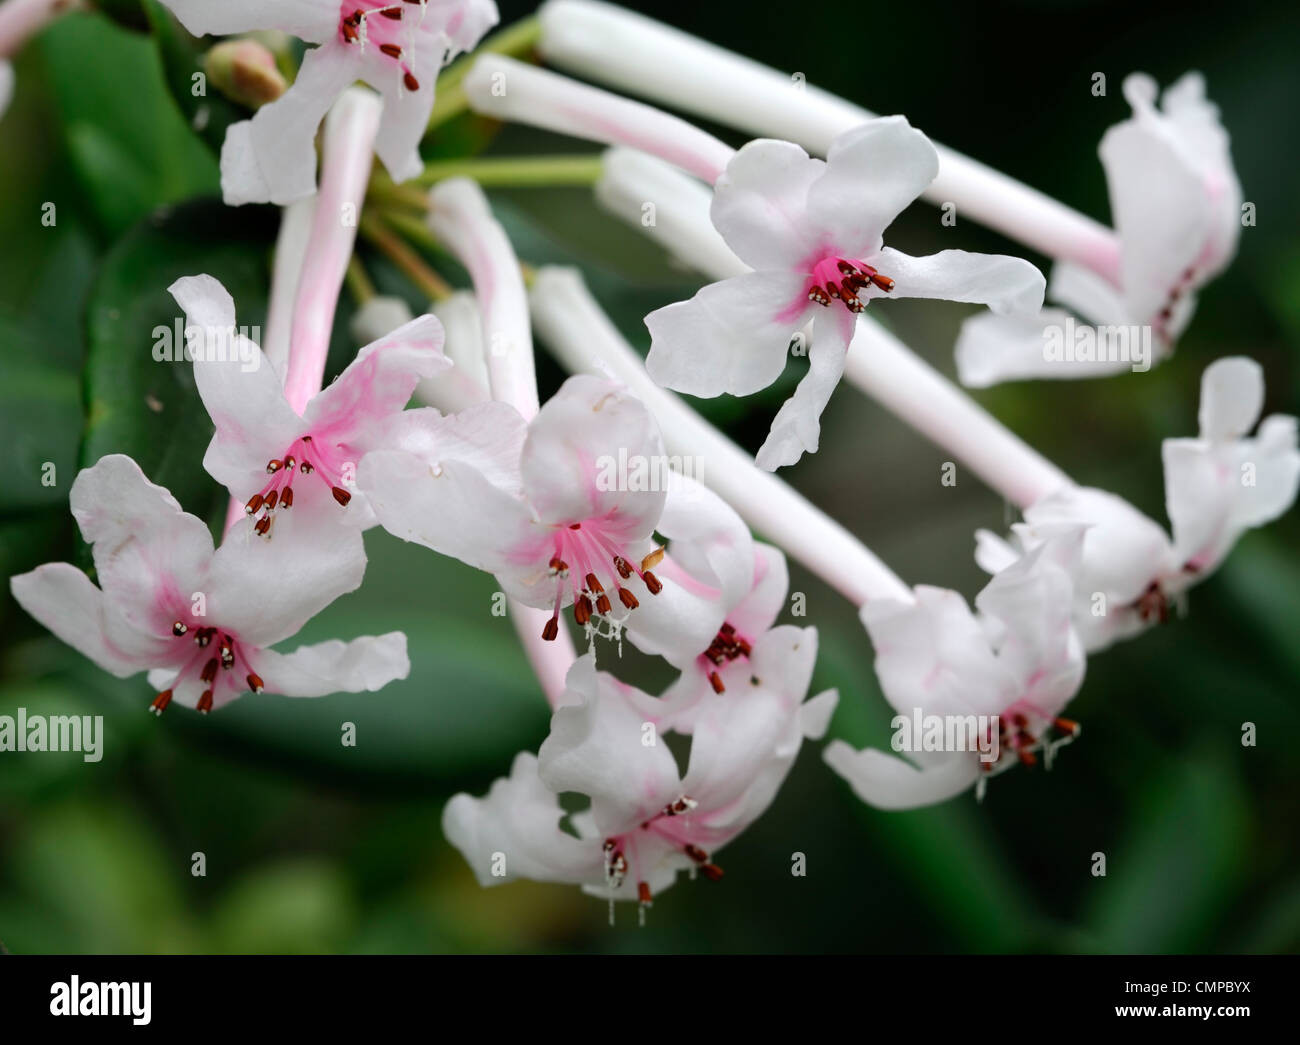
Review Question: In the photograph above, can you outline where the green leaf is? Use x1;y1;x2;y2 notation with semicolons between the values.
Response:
82;198;275;521
41;11;217;236
143;0;246;156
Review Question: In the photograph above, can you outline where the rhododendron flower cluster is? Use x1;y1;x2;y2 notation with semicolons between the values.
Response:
5;0;1295;930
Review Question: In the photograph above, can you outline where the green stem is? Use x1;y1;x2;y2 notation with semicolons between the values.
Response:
413;154;605;189
359;214;453;303
427;15;542;131
345;254;376;305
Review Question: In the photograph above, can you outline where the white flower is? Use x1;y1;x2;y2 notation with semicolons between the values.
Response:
10;456;407;713
956;73;1243;385
825;529;1087;809
443;643;836;912
157;0;499;204
644;118;1045;470
976;358;1299;651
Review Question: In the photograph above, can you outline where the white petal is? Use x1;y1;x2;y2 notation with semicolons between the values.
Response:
153;0;337;41
169;275;301;500
538;655;683;837
443;752;603;887
867;247;1045;315
226;43;361;205
248;632;409;697
1049;262;1130;326
824;743;980;810
206;512;367;649
860;586;1014;719
805;116;939;258
70;455;216;637
359;44;438;184
520;375;665;533
755;307;854;470
645;270;809;398
0;61;13;120
10;564;171;678
710;138;825;270
1197;356;1263;442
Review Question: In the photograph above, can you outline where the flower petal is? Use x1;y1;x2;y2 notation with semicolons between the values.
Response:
169;275;302;500
1197;356;1263;442
645;270;809;398
206;512;367;649
247;632;409;698
710;138;825;270
10;563;171;677
520;375;666;534
224;43;361;205
755;306;854;470
955;309;1143;387
823;743;980;810
866;247;1045;315
70;455;216;637
153;0;337;41
358;44;439;184
443;751;604;887
537;655;683;837
303;313;449;448
805;116;939;258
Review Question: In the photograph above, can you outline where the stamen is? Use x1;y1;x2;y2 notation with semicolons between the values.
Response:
403;71;420;92
332;486;352;506
541;617;559;642
280;487;294;508
246;673;264;694
618;588;639;610
197;689;214;714
200;657;219;683
172;621;188;637
150;690;173;715
266;459;282;474
641;548;665;571
642;571;662;595
245;493;264;515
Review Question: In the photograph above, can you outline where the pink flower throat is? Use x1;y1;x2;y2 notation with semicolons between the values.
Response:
338;1;427;92
245;435;353;537
151;621;264;715
806;255;895;314
540;522;664;641
603;796;723;909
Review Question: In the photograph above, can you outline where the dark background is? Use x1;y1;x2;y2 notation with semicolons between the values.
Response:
0;0;1296;953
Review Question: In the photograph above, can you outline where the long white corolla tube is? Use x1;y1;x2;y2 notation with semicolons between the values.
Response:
537;0;1121;283
530;266;913;607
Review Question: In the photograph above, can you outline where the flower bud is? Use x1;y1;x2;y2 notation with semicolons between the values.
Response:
204;39;286;109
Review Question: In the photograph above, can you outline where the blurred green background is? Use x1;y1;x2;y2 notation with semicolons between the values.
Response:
0;0;1297;954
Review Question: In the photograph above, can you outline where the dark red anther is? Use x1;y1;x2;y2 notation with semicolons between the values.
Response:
869;273;895;293
245;493;264;515
379;5;402;19
200;657;219;683
642;571;662;595
254;516;272;536
612;555;633;579
266;459;282;474
172;620;188;637
197;689;214;714
265;489;279;510
684;844;708;864
574;595;593;627
403;71;420;92
708;670;725;694
1053;717;1079;736
700;863;724;882
595;592;612;616
195;627;214;647
246;672;264;694
150;690;173;715
585;572;604;594
299;460;313;475
380;43;402;58
637;881;653;905
618;588;639;610
541;617;559;642
280;487;293;508
332;486;352;506
284;456;296;470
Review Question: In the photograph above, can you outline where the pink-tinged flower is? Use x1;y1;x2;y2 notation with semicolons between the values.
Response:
976;358;1299;652
360;374;680;643
169;274;449;538
157;0;499;204
644;117;1045;470
443;640;836;914
825;529;1087;810
10;455;407;714
957;73;1243;386
0;59;12;119
630;544;790;733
